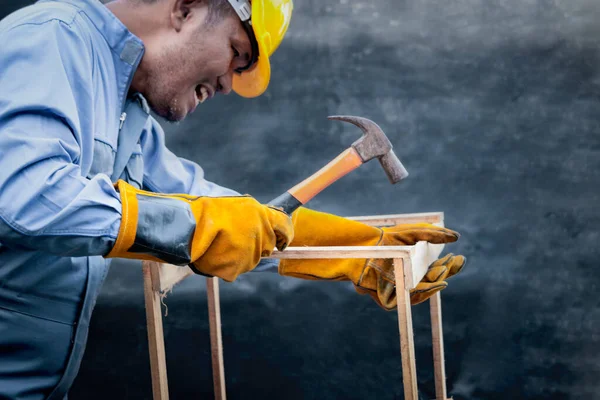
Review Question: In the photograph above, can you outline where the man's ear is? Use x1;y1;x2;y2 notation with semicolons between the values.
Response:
171;0;205;32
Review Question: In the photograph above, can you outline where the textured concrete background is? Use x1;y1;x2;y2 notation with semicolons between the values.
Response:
2;0;600;399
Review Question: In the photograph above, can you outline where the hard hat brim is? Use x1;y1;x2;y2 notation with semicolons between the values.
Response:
232;32;271;98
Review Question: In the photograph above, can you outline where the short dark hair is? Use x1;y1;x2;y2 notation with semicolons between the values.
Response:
132;0;235;25
204;0;236;26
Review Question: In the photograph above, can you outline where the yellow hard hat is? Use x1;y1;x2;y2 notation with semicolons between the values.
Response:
229;0;293;98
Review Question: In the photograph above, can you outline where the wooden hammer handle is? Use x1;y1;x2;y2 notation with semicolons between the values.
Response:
268;148;363;214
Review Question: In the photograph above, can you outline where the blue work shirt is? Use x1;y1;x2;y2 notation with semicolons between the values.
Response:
0;0;278;398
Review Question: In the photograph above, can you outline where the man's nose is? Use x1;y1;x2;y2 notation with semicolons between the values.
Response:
217;71;233;95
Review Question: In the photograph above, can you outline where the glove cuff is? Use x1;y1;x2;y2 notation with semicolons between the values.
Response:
106;180;196;265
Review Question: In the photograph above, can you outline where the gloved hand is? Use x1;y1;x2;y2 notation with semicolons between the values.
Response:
400;252;465;305
355;247;466;309
278;207;466;310
106;180;294;282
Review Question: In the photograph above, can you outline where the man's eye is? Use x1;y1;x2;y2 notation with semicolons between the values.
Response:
232;46;240;57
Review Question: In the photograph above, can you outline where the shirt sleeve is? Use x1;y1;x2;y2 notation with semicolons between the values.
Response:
139;116;241;197
0;20;122;257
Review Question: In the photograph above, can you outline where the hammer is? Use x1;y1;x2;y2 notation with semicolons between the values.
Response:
268;115;409;214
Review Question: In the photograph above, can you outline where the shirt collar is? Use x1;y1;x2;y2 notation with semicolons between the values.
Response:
48;0;145;65
41;0;145;109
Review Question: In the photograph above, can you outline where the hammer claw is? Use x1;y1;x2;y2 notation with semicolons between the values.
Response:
327;115;383;135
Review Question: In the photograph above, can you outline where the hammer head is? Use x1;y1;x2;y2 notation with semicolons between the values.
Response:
328;115;409;184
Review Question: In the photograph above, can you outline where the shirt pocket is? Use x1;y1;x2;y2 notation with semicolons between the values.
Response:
86;138;116;179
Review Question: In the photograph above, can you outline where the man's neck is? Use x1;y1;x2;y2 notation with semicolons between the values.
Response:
105;0;166;96
105;0;166;41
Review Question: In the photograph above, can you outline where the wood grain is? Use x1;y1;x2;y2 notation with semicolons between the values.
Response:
142;261;170;400
348;212;444;226
269;245;413;259
207;277;227;400
394;258;418;400
430;292;450;400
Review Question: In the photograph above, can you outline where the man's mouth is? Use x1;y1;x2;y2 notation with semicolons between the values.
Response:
195;85;211;105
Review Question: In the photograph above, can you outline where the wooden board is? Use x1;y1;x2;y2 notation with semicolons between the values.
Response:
348;212;443;226
269;245;413;259
206;278;227;400
143;261;170;400
430;292;451;400
269;243;443;290
150;211;446;293
394;258;419;400
152;241;443;292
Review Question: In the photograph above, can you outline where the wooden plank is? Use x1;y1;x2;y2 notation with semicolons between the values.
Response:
269;245;412;259
152;247;414;292
206;277;227;400
430;292;451;400
149;260;163;292
153;242;441;292
348;212;444;226
150;247;416;294
152;212;447;292
142;261;170;400
394;257;419;400
264;242;442;289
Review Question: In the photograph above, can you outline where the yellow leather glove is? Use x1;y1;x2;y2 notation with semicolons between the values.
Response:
278;208;465;310
106;180;294;282
401;252;465;305
355;248;466;309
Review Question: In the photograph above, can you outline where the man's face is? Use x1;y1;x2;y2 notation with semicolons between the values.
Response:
137;1;253;122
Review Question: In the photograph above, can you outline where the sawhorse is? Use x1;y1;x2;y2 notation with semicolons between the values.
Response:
142;212;452;400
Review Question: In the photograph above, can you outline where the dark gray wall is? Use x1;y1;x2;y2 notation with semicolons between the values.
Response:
2;1;600;399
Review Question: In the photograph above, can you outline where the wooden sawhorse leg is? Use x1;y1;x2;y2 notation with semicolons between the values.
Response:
143;263;227;400
206;277;227;400
394;259;452;400
143;261;169;400
394;258;419;400
430;292;451;400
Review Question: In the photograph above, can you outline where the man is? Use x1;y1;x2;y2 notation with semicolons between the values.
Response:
0;0;466;398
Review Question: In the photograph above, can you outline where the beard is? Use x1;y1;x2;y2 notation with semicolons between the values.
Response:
138;44;195;123
141;73;187;123
133;22;226;122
